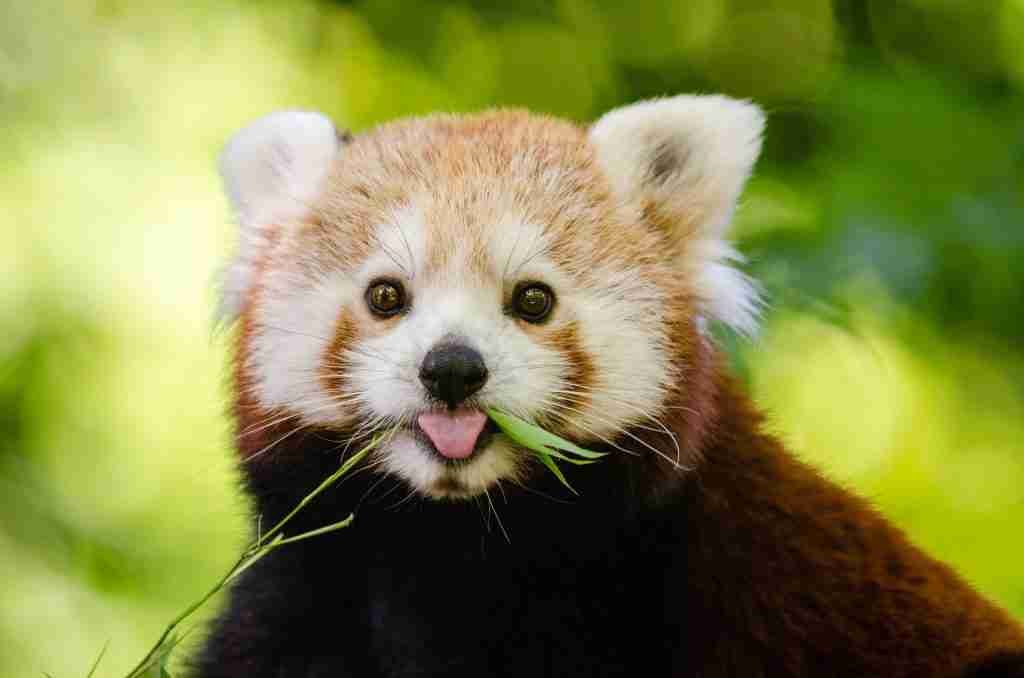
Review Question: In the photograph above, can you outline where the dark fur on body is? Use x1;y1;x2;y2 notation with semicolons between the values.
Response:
194;364;1024;677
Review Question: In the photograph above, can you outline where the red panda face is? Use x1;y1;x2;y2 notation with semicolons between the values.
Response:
220;100;764;499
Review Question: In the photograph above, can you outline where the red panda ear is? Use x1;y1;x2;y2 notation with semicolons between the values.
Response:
589;95;764;241
218;111;347;321
589;95;765;336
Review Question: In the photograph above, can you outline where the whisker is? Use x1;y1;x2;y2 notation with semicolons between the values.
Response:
358;470;397;507
547;398;689;471
502;222;528;281
544;387;682;464
484;488;511;543
473;495;490;535
511;224;550;277
542;401;639;458
370;229;412;278
238;410;301;438
506;478;573;505
384;486;420;511
243;425;308;464
390;218;417;279
257;324;332;342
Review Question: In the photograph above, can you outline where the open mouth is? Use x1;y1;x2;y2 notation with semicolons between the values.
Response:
413;408;498;462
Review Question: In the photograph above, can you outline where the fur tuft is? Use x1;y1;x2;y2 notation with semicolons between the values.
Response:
693;240;763;337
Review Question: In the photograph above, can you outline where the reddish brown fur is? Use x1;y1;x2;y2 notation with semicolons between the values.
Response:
234;225;290;464
321;308;360;402
536;320;597;415
668;370;1024;676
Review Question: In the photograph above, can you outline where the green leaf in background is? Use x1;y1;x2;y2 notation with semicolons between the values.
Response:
487;409;607;494
85;642;108;678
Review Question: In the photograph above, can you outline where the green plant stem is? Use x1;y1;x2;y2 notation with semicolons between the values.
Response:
122;436;381;678
124;551;247;677
256;439;380;546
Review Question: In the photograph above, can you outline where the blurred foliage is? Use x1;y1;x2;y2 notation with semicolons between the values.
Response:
0;0;1022;674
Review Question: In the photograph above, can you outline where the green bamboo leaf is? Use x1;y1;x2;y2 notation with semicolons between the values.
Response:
487;410;606;460
272;514;355;547
534;448;577;495
158;644;175;678
536;446;601;466
487;409;609;494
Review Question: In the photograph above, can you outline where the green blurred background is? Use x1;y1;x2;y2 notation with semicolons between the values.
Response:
1;0;1022;674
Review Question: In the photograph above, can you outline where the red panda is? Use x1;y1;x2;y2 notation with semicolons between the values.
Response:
194;97;1024;677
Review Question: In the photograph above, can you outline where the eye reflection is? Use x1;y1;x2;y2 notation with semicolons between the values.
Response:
512;283;554;323
367;280;405;316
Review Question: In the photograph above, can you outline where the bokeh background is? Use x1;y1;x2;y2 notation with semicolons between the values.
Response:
2;0;1022;674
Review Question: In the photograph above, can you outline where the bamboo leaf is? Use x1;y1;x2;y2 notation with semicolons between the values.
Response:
487;410;606;460
536;446;601;466
534;447;577;495
487;409;607;494
86;641;109;678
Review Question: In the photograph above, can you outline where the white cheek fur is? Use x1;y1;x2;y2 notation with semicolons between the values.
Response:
250;267;361;426
383;435;442;492
557;271;672;442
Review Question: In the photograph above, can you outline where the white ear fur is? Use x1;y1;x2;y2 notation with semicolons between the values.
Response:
589;95;765;335
218;110;342;321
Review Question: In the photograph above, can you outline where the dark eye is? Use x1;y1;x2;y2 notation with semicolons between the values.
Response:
366;280;405;317
512;283;554;323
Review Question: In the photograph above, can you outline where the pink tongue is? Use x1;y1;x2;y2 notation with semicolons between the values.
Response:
417;409;488;460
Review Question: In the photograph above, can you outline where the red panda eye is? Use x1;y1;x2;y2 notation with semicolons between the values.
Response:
512;283;554;323
366;280;405;317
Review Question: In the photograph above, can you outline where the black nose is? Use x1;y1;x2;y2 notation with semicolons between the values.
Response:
419;343;488;409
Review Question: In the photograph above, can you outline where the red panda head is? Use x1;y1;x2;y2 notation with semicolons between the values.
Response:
220;97;764;500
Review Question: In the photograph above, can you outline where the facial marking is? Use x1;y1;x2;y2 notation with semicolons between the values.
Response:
321;307;360;403
535;320;596;416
